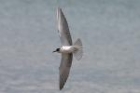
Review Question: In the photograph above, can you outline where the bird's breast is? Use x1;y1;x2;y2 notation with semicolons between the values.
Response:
60;46;76;53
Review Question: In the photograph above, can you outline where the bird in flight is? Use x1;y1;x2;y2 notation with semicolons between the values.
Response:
53;7;83;90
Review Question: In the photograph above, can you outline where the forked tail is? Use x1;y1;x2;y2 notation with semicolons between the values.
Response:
73;38;83;60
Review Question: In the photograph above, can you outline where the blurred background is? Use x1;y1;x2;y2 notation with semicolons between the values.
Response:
0;0;140;93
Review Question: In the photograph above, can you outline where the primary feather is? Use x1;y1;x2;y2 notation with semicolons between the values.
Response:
57;7;72;45
59;53;73;90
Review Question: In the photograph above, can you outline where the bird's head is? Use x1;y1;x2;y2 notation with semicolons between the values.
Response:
53;48;60;53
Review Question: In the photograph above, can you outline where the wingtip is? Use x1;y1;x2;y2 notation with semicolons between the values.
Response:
59;75;66;90
57;7;62;13
59;85;63;90
59;82;64;90
57;7;62;21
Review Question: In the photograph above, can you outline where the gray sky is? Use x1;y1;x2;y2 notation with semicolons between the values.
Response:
0;0;140;93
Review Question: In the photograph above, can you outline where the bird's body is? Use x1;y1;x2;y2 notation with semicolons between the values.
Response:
60;46;77;53
53;7;83;90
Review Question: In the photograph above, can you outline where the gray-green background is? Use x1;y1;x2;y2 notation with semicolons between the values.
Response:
0;0;140;93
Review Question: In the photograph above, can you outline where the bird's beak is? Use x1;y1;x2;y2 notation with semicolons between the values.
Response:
53;50;56;53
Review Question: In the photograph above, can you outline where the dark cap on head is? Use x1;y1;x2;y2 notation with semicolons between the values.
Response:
53;48;60;52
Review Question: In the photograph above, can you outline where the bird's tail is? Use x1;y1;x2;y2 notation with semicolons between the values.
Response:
73;38;83;60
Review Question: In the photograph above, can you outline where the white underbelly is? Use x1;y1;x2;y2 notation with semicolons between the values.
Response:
61;46;77;53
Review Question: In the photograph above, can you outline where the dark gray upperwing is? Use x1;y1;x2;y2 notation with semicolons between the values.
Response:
59;53;73;90
57;7;72;45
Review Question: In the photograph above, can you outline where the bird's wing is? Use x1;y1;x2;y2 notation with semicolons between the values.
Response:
59;53;73;90
57;7;72;45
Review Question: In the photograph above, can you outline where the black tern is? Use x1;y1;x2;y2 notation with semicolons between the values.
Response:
53;7;83;90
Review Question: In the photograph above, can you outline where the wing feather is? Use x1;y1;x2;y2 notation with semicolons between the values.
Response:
59;53;73;90
57;7;72;45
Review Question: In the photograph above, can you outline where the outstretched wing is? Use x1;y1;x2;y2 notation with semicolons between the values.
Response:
59;53;73;90
57;7;72;45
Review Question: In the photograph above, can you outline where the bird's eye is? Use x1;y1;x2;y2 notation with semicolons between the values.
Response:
57;48;60;51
